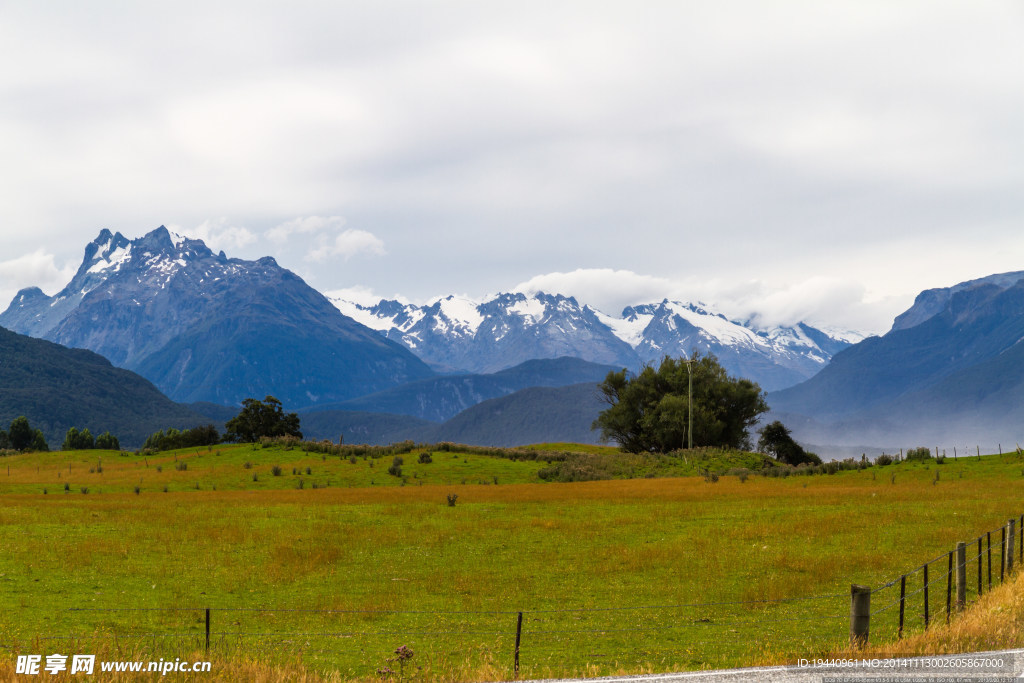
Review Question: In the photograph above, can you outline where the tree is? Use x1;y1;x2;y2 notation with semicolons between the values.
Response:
31;429;49;452
9;416;34;451
593;353;768;452
225;396;302;443
757;420;822;466
0;429;10;450
96;431;120;450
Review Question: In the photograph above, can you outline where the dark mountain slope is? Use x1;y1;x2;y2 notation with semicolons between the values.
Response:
0;325;206;447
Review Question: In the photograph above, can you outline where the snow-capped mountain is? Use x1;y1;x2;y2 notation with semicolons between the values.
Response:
0;227;433;406
334;292;637;374
331;292;858;390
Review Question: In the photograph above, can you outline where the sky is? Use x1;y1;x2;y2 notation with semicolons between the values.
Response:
1;1;1023;335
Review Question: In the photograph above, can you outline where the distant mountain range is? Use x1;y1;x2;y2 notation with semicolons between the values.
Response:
771;271;1024;446
332;293;858;391
0;227;433;408
7;226;1021;451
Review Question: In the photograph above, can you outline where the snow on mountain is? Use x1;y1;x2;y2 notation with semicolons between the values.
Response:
329;292;854;390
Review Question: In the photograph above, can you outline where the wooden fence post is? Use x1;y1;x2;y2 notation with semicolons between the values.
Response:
205;608;211;654
924;564;930;628
898;575;906;639
956;542;966;612
850;585;870;647
514;611;523;677
1001;527;1006;583
978;537;983;596
945;551;952;623
1008;519;1016;575
988;531;993;590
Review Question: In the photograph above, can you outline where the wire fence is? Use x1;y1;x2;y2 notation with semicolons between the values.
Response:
866;513;1023;645
4;592;854;676
6;514;1022;677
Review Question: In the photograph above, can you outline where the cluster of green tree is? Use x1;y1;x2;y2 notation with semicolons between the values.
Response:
61;427;120;451
0;416;48;452
593;353;768;452
143;424;220;452
225;396;302;443
756;420;822;466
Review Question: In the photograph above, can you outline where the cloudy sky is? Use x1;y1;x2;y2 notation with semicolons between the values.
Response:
1;1;1022;335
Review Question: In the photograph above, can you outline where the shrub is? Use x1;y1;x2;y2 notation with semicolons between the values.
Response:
174;461;187;471
418;452;433;464
446;494;458;507
271;465;282;476
876;454;894;466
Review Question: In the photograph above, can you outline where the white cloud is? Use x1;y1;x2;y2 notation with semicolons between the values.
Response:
0;249;76;309
512;268;901;335
513;269;679;316
306;229;386;263
323;285;409;308
266;216;346;244
186;218;257;252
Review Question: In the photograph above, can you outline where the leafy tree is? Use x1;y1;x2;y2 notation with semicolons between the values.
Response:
62;427;80;451
0;429;10;450
756;420;822;466
225;396;302;443
96;432;120;450
593;353;768;452
9;416;34;451
31;429;49;452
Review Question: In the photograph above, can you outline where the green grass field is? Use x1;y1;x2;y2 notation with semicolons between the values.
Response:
1;444;1023;681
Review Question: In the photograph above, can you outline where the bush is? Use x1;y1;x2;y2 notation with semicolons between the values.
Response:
271;465;283;477
876;454;894;466
418;452;433;464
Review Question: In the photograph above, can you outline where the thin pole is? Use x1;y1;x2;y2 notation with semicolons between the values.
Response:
205;608;210;654
978;537;983;597
988;531;993;590
898;575;906;639
924;563;930;628
514;611;523;676
945;551;952;624
687;360;693;450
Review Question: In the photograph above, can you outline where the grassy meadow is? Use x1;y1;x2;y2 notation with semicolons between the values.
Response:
1;443;1023;680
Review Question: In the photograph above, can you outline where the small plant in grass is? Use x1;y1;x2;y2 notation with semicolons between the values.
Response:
80;487;89;494
134;486;141;495
162;485;169;492
271;465;282;476
388;456;403;477
156;465;163;473
447;493;458;507
305;466;312;475
243;461;253;469
175;461;188;471
64;483;70;493
377;645;415;680
418;452;432;464
297;479;304;489
348;456;357;464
